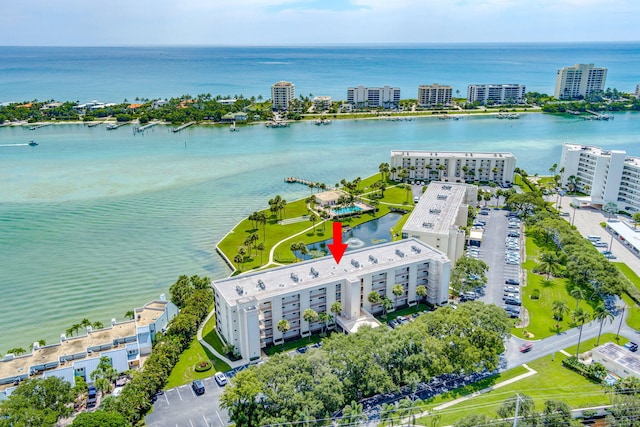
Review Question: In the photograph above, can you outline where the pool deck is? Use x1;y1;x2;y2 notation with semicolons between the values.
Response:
329;201;376;219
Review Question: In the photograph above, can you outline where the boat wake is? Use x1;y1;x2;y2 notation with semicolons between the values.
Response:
0;143;29;147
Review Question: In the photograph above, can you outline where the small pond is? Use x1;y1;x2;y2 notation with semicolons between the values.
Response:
298;212;402;261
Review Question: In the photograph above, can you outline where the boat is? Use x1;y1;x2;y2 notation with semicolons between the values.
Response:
28;141;38;146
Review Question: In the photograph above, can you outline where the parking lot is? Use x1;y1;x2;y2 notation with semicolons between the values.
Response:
466;208;523;318
146;375;231;427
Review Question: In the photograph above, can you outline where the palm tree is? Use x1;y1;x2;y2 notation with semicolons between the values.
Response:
379;162;389;181
7;347;26;356
537;252;562;279
392;284;404;310
381;402;398;427
416;285;427;308
552;300;569;321
594;303;615;346
382;296;393;319
438;164;446;180
318;311;331;336
399;397;422;427
368;291;381;312
309;212;319;232
570;287;587;310
124;310;135;320
330;301;342;324
256;242;265;266
29;339;46;351
572;307;591;358
276;319;290;348
233;253;243;271
302;309;318;341
492;166;499;181
340;400;367;426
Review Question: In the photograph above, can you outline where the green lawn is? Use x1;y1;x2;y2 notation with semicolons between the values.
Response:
165;314;232;389
263;332;327;356
512;236;594;339
217;174;414;270
614;262;640;330
417;353;611;426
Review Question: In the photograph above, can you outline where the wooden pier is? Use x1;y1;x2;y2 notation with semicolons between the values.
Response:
133;121;160;133
29;123;53;130
106;122;128;130
171;121;196;133
284;177;314;185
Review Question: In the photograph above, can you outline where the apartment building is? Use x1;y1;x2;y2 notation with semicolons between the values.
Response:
635;84;640;99
554;64;607;100
0;298;178;394
313;96;332;111
347;85;401;108
213;239;451;360
466;84;526;104
417;84;452;107
390;150;516;185
271;81;295;110
560;143;640;213
402;182;477;263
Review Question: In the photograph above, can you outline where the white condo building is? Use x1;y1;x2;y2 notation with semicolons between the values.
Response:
417;84;452;107
271;81;295;110
347;85;401;108
560;143;640;213
390;150;516;185
213;239;451;360
402;182;477;263
635;84;640;99
0;298;178;397
466;84;526;104
313;96;332;110
554;64;607;100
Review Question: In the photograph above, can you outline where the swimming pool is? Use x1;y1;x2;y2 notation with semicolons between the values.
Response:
332;206;362;215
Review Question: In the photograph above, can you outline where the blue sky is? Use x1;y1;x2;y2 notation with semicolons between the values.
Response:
2;0;639;46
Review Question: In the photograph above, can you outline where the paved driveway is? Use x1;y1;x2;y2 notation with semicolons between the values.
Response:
146;376;230;427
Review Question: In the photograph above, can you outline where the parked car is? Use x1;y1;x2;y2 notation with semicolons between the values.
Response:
605;254;617;259
192;379;206;395
624;342;638;352
505;278;520;285
87;385;97;407
296;346;308;354
504;286;519;293
505;297;521;306
519;342;533;353
593;242;608;248
214;372;228;386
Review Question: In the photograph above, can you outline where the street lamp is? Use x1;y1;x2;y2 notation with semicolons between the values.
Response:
571;203;577;226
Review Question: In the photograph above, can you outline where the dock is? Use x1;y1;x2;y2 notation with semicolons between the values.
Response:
171;121;196;133
133;121;160;133
106;122;128;130
87;121;104;128
284;177;314;186
29;123;53;130
585;110;612;121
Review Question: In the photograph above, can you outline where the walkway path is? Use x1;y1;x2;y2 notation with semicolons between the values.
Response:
197;310;246;369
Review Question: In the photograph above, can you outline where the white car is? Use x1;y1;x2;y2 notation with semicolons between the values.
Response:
214;372;228;386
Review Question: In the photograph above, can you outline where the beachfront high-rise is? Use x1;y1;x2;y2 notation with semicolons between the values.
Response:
271;81;295;110
559;143;640;213
466;84;526;105
213;239;450;360
554;64;607;100
417;84;452;107
347;85;401;108
390;150;516;185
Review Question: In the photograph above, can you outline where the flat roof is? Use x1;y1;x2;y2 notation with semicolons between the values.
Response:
0;322;136;382
391;150;515;159
214;239;447;305
607;220;640;254
136;300;170;328
595;342;640;374
403;182;467;236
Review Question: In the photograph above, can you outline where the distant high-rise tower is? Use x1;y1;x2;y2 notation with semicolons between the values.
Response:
271;81;295;110
554;64;607;100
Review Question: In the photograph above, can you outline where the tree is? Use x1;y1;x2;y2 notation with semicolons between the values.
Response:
415;285;427;308
541;399;571;427
0;377;75;427
570;287;587;310
71;411;129;427
381;296;393;319
633;212;640;229
219;368;263;427
339;400;367;426
256;242;265;266
572;307;591;357
91;356;118;396
398;397;421;427
233;253;244;271
276;319;290;346
453;414;491;427
303;309;318;340
536;252;562;279
330;301;342;321
6;347;26;356
497;393;537;424
309;212;319;232
124;310;135;320
392;284;404;309
594;303;615;346
604;201;618;220
318;311;331;336
450;256;489;296
380;402;399;427
367;291;381;307
551;300;569;321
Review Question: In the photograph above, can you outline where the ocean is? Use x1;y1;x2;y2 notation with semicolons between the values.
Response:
1;44;639;351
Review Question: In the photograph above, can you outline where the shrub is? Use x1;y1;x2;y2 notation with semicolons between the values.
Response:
194;360;212;372
531;289;541;300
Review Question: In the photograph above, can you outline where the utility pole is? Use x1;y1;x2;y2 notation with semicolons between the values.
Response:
617;305;626;339
513;393;522;427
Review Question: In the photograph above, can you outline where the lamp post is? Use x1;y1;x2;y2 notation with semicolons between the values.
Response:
616;305;626;340
571;203;577;226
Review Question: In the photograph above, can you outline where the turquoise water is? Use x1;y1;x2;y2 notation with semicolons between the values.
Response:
332;206;363;215
1;113;640;351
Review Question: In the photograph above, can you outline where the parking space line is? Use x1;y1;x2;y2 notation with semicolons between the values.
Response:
176;387;183;401
216;411;224;426
203;415;210;426
164;392;170;406
190;419;195;427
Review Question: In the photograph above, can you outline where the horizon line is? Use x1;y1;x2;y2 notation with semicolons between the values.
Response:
2;40;640;48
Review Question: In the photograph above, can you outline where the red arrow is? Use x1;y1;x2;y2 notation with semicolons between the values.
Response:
328;222;348;264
